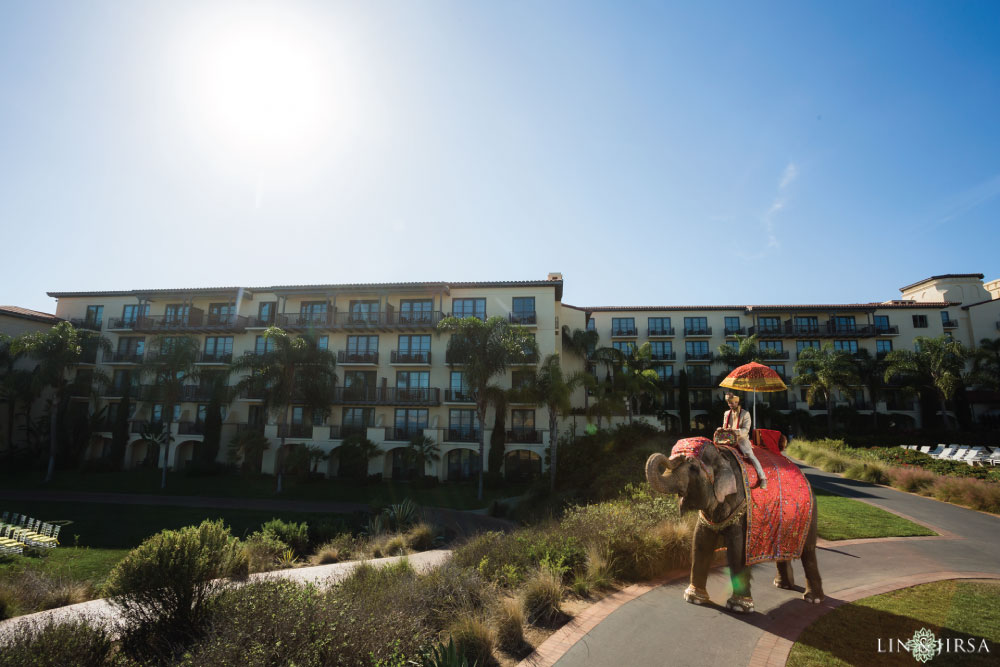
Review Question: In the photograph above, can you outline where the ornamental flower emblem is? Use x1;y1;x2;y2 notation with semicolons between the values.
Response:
904;627;938;663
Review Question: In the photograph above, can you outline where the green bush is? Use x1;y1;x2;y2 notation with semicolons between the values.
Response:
261;518;310;556
104;519;248;660
449;615;496;666
493;597;525;653
522;567;563;626
0;619;112;667
243;531;289;573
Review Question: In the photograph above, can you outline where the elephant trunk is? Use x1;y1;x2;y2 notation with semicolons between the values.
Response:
646;452;681;495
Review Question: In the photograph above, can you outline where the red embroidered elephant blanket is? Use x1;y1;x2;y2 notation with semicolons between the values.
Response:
722;443;813;565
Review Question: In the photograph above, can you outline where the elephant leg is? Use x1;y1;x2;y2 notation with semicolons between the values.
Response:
800;500;824;604
774;560;795;589
685;523;717;605
723;523;754;613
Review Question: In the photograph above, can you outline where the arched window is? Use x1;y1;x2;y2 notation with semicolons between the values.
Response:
504;450;541;482
446;449;481;481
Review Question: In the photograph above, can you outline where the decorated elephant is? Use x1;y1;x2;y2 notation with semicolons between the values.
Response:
645;436;823;613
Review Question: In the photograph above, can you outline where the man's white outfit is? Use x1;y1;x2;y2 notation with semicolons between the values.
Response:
723;407;767;490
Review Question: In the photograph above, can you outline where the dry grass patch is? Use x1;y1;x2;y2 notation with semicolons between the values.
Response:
449;615;497;666
493;596;526;653
522;567;564;626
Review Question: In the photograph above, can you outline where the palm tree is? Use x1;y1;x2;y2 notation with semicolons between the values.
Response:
407;433;441;479
227;428;270;474
525;353;593;491
715;333;764;368
338;434;384;480
0;334;35;450
561;326;600;419
229;327;337;493
13;322;111;482
617;343;661;423
437;315;538;500
971;337;1000;391
849;349;887;430
792;344;855;433
883;335;969;430
138;334;201;489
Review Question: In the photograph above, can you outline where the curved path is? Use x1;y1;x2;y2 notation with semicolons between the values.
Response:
522;460;1000;667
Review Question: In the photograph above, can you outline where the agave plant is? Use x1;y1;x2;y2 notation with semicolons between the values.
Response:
421;638;474;667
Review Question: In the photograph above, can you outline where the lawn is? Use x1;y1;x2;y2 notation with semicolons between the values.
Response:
813;488;938;541
0;469;527;510
788;579;1000;666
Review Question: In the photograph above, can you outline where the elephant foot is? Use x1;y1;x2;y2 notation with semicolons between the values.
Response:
726;595;754;614
774;577;794;590
683;584;710;605
803;590;824;605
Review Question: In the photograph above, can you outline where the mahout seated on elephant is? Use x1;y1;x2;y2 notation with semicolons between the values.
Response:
645;436;823;613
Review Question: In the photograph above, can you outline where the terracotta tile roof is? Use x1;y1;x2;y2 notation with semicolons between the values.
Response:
961;297;1000;310
0;305;62;324
899;273;984;292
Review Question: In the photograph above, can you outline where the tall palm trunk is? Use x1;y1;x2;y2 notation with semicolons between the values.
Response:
549;406;558;492
277;404;289;494
162;413;172;489
45;391;60;482
477;401;487;501
937;391;950;430
825;391;834;433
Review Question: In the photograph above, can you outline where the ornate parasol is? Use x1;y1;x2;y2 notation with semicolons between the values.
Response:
719;362;787;428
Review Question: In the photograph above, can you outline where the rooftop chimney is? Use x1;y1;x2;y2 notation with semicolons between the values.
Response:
547;272;563;281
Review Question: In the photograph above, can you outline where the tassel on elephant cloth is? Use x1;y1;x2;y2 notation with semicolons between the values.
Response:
720;443;813;565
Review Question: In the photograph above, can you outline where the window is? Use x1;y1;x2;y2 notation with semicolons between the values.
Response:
394;409;428;437
758;317;781;333
317;335;328;350
512;297;536;324
833;316;856;333
685;340;709;358
586;319;596;331
834;340;858;353
684;317;708;334
611;318;636;335
767;365;785;378
344;370;375;390
204;336;234;360
152;404;181;423
164;304;189;324
655;365;673;382
121;304;148;325
208;303;234;324
448;449;481;481
452;298;486;320
648;317;672;334
650;341;672;359
760;340;783;351
85;305;103;328
346;335;378;357
398;335;431;361
912;314;928;328
511;410;535;431
685;366;712;383
797;340;820;353
254;335;275;355
874;315;890;332
794;316;819;333
396;371;429;399
348;300;379;323
399;299;433;324
450;371;470;400
612;341;635;355
511;370;534;390
449;409;479;435
257;302;276;324
724;317;741;334
299;301;328;324
941;311;954;327
342;408;374;433
690;389;712;407
117;337;144;356
876;340;893;357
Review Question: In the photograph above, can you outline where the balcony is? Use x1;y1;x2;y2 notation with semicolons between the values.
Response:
509;312;537;326
102;384;142;399
759;349;789;360
337;351;379;365
235;422;266;434
390;350;432;365
725;327;746;336
246;315;277;328
130;420;151;434
392;311;445;329
335;311;383;329
446;428;481;443
177;421;207;436
385;387;440;405
686;374;715;387
333;386;380;404
506;429;541;443
108;318;139;331
387;427;423;442
277;423;313;439
278;312;332;329
875;325;900;336
338;424;369;440
104;351;144;364
942;319;958;329
69;318;102;331
684;352;714;362
748;321;880;338
238;386;267;400
444;389;475;402
650;351;676;361
196;351;233;364
648;327;675;337
511;351;539;365
611;327;638;337
132;310;248;334
684;327;713;337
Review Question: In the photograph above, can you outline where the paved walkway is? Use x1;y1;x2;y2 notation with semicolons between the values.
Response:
0;549;453;639
521;459;1000;667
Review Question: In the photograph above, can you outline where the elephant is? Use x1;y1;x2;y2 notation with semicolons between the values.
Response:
645;439;823;613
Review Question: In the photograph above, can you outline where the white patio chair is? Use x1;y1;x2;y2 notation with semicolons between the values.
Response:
963;447;987;466
919;446;932;454
933;446;955;459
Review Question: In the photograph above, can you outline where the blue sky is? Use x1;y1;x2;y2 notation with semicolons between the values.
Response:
1;1;997;314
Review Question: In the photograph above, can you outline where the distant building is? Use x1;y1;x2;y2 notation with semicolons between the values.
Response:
0;306;62;451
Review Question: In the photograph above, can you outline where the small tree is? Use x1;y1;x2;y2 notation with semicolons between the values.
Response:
793;344;856;433
678;370;691;433
407;433;441;479
883;335;969;430
488;390;508;477
338;434;384;480
715;333;765;367
849;349;887;430
227;429;269;475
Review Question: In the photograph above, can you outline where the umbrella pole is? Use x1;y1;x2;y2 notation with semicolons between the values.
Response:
753;391;757;435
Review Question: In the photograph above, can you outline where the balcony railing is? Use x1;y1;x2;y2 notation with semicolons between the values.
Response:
339;424;369;440
511;352;539;365
647;327;675;336
108;318;139;331
611;327;639;337
277;423;314;438
337;351;379;364
236;422;266;434
684;327;712;336
684;352;713;362
246;315;277;328
724;327;746;336
278;312;332;328
335;312;382;328
875;325;900;335
132;312;248;333
197;351;233;364
446;428;481;443
759;349;790;360
385;387;440;405
388;427;423;442
102;384;142;399
942;319;958;329
506;429;541;443
69;318;102;331
686;374;714;387
177;421;206;436
105;351;144;364
748;322;881;338
393;311;444;328
650;351;676;361
444;389;475;402
691;400;712;410
334;386;380;403
390;350;432;364
509;312;537;325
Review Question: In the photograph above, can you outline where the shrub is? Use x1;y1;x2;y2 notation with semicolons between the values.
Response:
0;585;13;620
412;561;493;631
493;597;525;652
104;519;248;658
0;619;112;667
372;534;408;558
405;522;436;551
0;569;94;616
243;531;288;573
888;466;938;493
449;615;496;667
843;461;890;485
522;567;563;626
933;476;1000;513
584;544;615;591
421;638;473;667
261;518;310;556
310;533;360;565
453;531;533;587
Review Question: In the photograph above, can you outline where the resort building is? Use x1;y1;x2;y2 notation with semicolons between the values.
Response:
0;306;63;451
29;271;1000;479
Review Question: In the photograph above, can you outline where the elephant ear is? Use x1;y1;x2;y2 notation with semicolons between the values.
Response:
714;464;738;505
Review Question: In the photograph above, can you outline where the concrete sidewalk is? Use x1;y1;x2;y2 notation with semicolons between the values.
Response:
526;461;1000;667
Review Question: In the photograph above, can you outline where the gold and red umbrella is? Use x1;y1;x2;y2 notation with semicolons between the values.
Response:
719;362;787;427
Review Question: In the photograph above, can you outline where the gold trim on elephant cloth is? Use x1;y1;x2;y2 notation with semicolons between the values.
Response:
683;584;710;604
698;499;747;532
